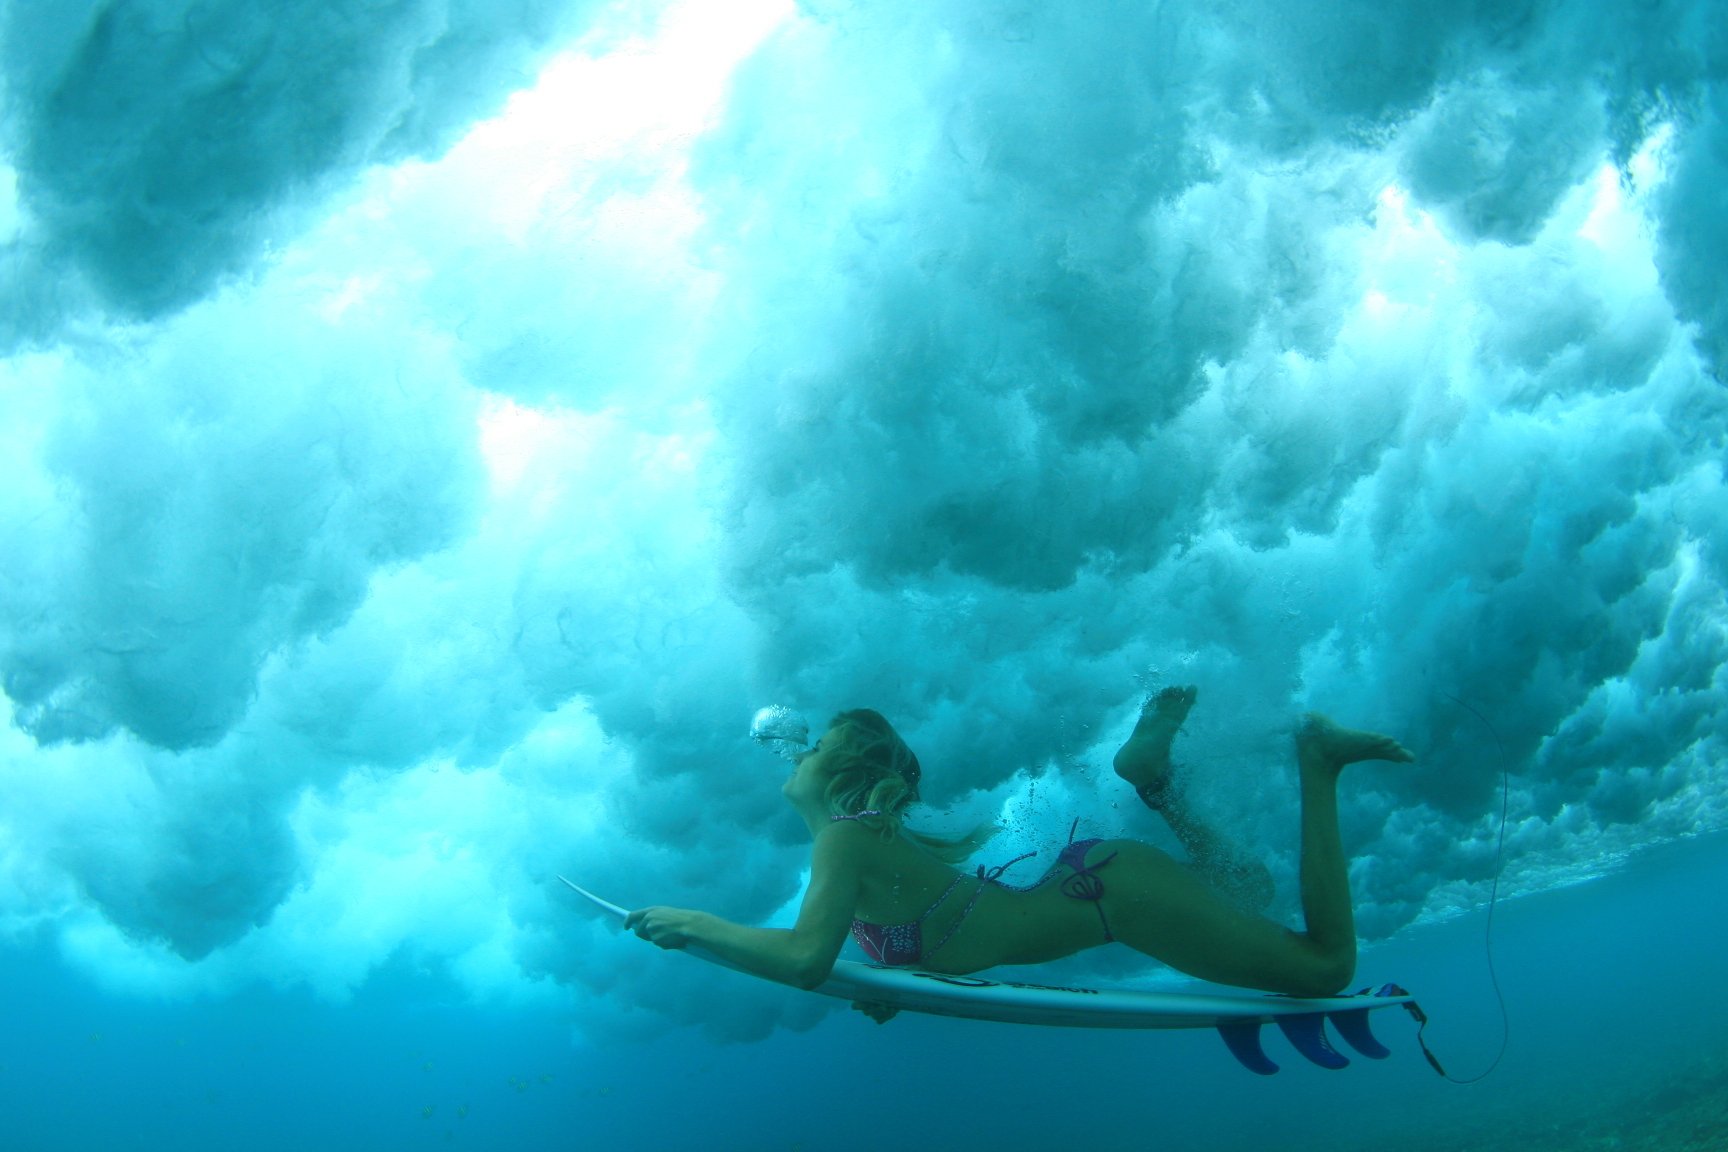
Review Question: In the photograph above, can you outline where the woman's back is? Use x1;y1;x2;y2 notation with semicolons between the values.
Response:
845;825;1102;973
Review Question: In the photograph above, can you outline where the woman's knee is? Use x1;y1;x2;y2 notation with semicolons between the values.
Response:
1280;945;1355;998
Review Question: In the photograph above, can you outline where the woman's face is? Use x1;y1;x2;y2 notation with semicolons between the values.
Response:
781;726;841;806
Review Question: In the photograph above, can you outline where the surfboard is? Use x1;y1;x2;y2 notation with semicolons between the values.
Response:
559;876;1416;1073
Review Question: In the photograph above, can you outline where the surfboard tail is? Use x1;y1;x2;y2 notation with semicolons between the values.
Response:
1215;984;1405;1074
1328;1006;1394;1059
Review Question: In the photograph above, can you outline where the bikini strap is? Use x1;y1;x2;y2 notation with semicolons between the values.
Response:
920;849;1039;964
831;809;883;822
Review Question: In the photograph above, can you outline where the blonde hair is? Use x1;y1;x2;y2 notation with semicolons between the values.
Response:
821;709;994;864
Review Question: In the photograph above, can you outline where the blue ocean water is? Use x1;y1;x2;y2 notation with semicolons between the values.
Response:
5;829;1725;1150
3;1;1727;1149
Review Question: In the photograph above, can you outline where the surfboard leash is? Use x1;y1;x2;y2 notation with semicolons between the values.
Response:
1385;991;1461;1080
1409;693;1513;1084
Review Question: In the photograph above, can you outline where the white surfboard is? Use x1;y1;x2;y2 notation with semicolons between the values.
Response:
559;876;1417;1073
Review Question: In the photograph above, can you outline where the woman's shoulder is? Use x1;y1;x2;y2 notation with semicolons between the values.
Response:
817;818;928;863
815;816;884;853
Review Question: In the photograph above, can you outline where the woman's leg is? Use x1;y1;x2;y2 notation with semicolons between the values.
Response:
1101;714;1413;997
1113;687;1274;910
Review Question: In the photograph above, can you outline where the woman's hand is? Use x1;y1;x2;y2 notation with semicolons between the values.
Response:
851;1000;900;1024
614;829;864;988
623;906;709;950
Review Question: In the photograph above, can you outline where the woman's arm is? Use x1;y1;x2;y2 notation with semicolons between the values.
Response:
623;825;864;991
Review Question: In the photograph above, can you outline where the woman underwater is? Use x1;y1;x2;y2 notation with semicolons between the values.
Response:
623;686;1414;1002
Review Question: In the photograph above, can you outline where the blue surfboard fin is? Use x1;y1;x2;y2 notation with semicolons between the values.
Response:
1217;1022;1279;1075
1328;1007;1392;1059
1276;1013;1350;1070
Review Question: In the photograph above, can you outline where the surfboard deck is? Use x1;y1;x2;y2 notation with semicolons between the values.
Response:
559;875;1415;1070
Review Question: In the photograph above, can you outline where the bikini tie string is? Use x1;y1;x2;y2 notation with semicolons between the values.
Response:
1058;819;1117;942
976;851;1038;882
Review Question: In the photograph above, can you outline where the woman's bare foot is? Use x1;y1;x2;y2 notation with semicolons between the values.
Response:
1113;686;1197;808
1295;714;1414;781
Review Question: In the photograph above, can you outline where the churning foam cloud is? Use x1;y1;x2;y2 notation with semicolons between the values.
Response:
1;0;1725;1040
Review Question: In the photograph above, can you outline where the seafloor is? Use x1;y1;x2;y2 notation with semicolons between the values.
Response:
1326;1047;1728;1152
